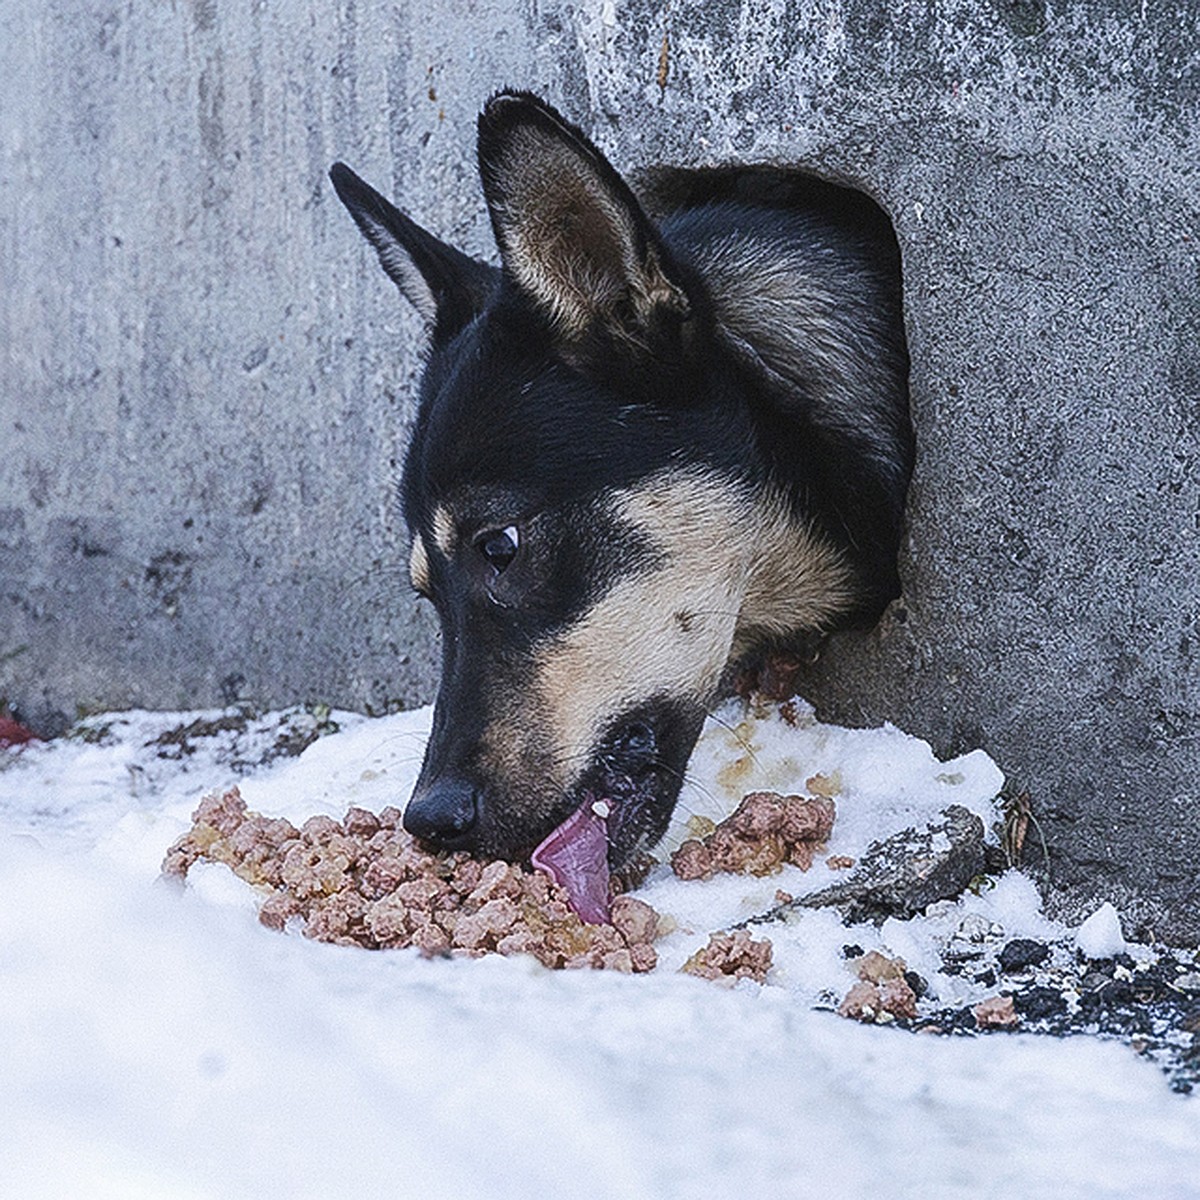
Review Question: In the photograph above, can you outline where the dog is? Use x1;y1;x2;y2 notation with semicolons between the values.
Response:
330;91;913;920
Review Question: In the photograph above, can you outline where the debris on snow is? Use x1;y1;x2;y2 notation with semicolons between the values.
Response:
838;950;920;1023
944;912;1006;962
769;804;985;924
999;937;1052;973
840;979;918;1024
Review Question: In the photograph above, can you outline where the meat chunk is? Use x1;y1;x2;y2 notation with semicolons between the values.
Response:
671;790;836;880
681;930;773;984
838;951;919;1022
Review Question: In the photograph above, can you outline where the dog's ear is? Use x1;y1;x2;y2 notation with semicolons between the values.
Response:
477;91;690;341
329;162;496;338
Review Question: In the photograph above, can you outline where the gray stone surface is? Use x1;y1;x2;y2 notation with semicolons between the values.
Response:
2;2;1196;937
795;805;987;925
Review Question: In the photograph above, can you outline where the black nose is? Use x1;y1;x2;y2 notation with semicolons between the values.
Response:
403;777;480;847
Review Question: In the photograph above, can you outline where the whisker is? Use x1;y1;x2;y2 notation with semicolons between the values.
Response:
704;705;766;774
340;752;429;776
659;766;724;822
357;754;428;776
541;749;595;774
360;729;435;751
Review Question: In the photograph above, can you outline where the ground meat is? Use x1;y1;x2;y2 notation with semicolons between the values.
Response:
609;895;660;945
669;838;714;882
855;949;908;985
973;994;1020;1029
838;977;919;1023
681;930;774;984
162;787;660;973
838;951;919;1022
670;790;836;881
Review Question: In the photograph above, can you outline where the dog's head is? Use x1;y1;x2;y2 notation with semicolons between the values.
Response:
331;93;788;907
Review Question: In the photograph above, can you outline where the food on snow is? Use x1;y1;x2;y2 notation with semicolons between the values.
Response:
837;950;919;1022
681;930;774;984
670;789;835;880
163;788;660;972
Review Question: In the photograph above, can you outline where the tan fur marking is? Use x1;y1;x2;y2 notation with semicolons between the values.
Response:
471;471;857;809
408;537;431;595
527;470;857;789
531;474;726;783
732;493;858;659
431;506;456;554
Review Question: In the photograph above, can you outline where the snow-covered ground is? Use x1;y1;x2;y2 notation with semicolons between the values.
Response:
2;700;1197;1199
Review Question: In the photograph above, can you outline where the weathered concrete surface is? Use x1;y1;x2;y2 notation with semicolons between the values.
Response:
2;3;1197;937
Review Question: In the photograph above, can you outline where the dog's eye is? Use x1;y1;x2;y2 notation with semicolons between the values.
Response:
475;525;520;573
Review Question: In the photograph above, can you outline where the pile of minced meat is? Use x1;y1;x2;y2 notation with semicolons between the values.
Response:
163;786;838;982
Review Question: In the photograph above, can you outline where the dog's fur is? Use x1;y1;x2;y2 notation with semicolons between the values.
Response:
330;92;913;871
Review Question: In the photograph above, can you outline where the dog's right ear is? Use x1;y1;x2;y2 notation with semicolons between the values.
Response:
329;162;496;338
477;92;691;343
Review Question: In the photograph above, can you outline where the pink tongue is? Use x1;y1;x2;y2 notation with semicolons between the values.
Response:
531;803;611;924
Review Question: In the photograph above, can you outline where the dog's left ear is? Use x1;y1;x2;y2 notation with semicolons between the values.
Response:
477;91;691;341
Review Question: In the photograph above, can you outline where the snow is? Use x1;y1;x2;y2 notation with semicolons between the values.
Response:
2;699;1198;1199
1076;901;1128;960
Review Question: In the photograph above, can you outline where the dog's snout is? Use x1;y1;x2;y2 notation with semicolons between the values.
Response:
403;777;480;848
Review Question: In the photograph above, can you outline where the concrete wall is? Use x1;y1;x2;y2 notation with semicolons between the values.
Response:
2;2;1197;938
